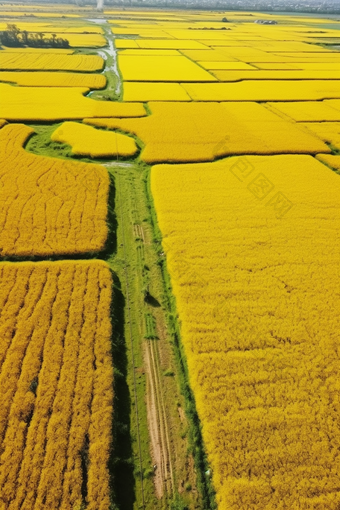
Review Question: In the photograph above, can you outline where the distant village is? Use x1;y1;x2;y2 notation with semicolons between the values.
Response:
5;0;340;15
93;0;340;14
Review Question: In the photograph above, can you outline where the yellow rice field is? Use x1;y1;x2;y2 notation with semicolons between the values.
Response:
316;154;340;172
0;52;104;71
85;102;329;162
117;54;217;81
0;22;104;34
198;61;257;70
0;260;113;510
212;69;340;81
268;101;340;122
122;82;191;101
131;39;209;49
34;33;107;47
151;154;340;510
0;83;146;120
0;124;109;256
302;122;340;149
182;80;340;101
2;6;340;510
180;49;239;61
52;121;138;158
0;47;74;53
114;39;139;49
0;71;106;88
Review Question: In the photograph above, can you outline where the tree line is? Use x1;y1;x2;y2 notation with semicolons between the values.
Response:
0;24;70;48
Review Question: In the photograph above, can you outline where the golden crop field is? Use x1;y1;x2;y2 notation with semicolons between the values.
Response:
114;39;139;48
85;101;329;162
0;124;109;256
0;83;146;120
117;54;217;81
269;101;340;122
198;61;257;70
52;121;138;158
213;69;340;81
0;260;113;510
2;5;340;510
122;81;191;101
151;155;340;510
0;22;104;33
0;47;74;53
0;52;104;71
0;71;106;88
182;80;340;101
38;32;107;47
317;153;340;172
118;38;209;49
302;122;340;149
119;48;181;55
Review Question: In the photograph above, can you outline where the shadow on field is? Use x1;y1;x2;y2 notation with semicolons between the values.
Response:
100;172;118;260
109;273;136;510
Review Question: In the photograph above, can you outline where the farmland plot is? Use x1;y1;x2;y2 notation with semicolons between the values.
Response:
0;53;104;71
0;124;109;256
85;102;329;162
151;155;340;510
0;260;113;510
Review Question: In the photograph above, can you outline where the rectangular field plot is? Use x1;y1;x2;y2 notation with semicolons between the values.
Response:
0;124;109;257
213;69;340;81
151;154;340;510
257;62;340;70
0;47;74;54
135;39;209;49
84;102;329;163
0;83;146;120
180;49;238;62
0;260;113;510
182;80;340;101
198;61;257;70
302;122;340;149
317;153;340;172
31;32;106;47
0;53;104;71
115;39;139;48
119;49;181;56
268;101;340;122
0;71;106;89
122;82;191;101
117;54;216;81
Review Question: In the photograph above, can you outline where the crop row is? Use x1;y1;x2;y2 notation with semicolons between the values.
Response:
0;260;113;510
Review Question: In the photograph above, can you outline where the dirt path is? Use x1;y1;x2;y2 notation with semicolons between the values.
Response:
144;339;174;499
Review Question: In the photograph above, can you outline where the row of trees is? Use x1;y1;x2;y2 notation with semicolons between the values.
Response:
0;24;70;48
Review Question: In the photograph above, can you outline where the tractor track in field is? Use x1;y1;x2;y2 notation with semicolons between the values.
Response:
128;170;175;502
144;337;174;500
115;167;174;506
129;174;175;502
